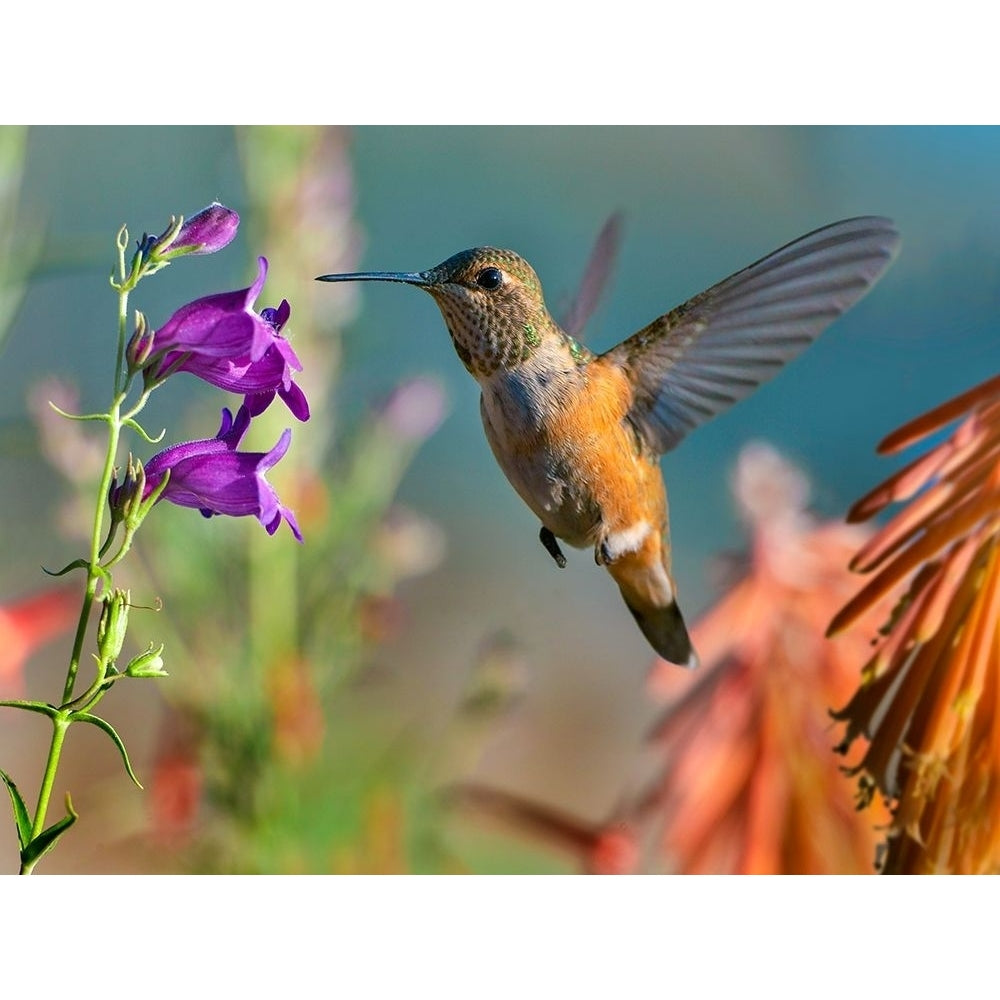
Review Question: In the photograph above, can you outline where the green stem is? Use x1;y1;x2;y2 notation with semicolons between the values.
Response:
62;399;122;703
113;230;130;395
27;280;133;867
62;576;98;705
22;714;69;871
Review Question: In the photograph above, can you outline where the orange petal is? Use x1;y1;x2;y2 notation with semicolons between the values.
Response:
877;373;1000;455
848;443;955;523
830;490;999;636
849;477;958;572
913;538;981;643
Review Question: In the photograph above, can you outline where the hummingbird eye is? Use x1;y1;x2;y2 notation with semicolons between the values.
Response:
475;267;504;290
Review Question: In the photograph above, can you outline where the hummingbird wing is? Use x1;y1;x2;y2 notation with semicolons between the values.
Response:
562;211;624;339
602;216;900;455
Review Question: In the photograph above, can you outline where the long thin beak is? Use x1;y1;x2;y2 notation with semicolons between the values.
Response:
316;270;429;286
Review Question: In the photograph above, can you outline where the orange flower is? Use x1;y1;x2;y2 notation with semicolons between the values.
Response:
448;444;893;873
267;656;325;767
0;587;78;693
647;444;893;873
830;373;1000;874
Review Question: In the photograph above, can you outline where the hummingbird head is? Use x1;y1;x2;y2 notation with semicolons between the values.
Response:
318;247;556;378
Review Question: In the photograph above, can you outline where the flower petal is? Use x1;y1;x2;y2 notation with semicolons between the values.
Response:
151;258;274;365
152;286;308;421
142;407;300;539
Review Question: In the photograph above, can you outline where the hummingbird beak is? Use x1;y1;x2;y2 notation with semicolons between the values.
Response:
315;270;430;287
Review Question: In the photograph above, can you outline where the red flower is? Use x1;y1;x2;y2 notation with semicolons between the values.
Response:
0;588;78;693
150;750;203;844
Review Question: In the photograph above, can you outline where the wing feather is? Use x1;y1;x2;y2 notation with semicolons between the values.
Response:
603;217;900;454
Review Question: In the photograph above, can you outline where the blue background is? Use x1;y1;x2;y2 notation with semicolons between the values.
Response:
2;126;998;824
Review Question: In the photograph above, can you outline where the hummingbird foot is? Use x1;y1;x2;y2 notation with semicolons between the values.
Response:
539;526;567;568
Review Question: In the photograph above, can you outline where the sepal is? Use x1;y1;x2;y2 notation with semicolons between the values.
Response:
125;643;167;679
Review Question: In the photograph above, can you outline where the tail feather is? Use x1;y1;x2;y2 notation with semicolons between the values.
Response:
621;591;699;669
605;543;699;668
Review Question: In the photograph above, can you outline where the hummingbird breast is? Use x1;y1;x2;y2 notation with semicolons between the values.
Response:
478;351;667;553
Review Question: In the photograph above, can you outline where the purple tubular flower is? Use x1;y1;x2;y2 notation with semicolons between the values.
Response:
171;203;240;256
141;259;310;421
173;299;309;422
142;405;302;541
149;257;275;364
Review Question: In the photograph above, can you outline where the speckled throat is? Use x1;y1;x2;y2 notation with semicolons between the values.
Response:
315;244;594;380
429;291;556;378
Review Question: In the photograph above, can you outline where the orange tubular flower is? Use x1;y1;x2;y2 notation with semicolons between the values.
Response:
829;373;1000;874
449;445;894;873
648;444;893;874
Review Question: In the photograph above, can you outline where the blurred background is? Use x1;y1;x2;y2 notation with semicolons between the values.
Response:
1;126;998;873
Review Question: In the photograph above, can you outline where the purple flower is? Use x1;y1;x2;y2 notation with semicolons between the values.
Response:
136;258;309;420
141;405;301;540
170;298;310;422
170;203;240;256
146;257;275;364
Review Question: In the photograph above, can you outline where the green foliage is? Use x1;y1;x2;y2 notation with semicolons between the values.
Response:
19;796;78;874
1;769;32;851
70;714;143;789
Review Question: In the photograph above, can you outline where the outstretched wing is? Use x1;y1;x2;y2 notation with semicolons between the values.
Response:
602;217;900;455
562;211;624;340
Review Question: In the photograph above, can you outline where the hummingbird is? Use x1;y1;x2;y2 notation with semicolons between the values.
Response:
318;217;900;669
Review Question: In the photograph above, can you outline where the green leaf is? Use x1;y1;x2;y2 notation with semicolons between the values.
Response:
122;417;165;444
0;769;32;851
70;712;143;789
41;557;89;578
20;795;78;871
46;402;109;423
0;699;61;720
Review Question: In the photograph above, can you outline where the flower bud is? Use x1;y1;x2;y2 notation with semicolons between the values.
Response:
97;590;130;665
108;457;147;529
125;643;167;678
165;203;239;257
126;311;154;371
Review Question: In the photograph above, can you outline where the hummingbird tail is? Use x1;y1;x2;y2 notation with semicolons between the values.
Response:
607;549;699;669
622;593;699;669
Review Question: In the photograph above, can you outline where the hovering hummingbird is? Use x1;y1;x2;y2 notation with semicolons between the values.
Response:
318;217;900;668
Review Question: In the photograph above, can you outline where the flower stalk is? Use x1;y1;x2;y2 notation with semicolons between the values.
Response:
2;202;306;873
